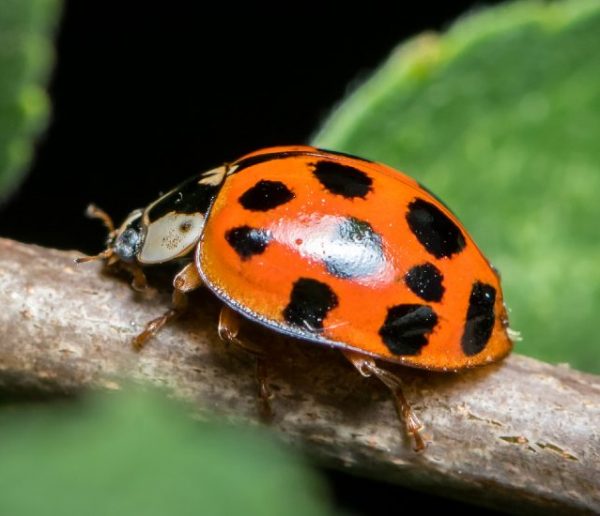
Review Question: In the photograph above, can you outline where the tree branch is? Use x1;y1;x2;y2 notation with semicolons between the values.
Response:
0;238;598;514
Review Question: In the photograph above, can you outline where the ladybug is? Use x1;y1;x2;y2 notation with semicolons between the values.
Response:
78;145;516;451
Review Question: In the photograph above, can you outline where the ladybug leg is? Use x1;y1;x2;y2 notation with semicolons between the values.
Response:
75;205;118;264
343;350;426;452
132;262;202;350
77;254;149;291
84;203;116;233
119;261;149;292
218;306;273;421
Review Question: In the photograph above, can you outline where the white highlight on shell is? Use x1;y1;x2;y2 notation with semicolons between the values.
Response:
138;212;205;264
270;214;393;286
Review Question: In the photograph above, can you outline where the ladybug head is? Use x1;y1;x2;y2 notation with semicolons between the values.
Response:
110;209;144;262
75;205;145;266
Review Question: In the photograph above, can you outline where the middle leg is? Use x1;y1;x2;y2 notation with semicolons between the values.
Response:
218;305;273;421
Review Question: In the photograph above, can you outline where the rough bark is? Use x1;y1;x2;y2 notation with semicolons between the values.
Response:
0;238;598;514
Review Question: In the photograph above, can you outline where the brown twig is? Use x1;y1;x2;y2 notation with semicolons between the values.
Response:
0;238;598;514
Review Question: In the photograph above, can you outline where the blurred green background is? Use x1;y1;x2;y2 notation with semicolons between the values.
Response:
314;0;600;374
0;0;58;200
0;391;333;516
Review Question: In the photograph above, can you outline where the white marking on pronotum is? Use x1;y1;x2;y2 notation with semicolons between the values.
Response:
117;208;143;232
198;165;227;186
138;212;205;264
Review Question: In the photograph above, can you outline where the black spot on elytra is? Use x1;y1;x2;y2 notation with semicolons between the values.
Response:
225;226;271;260
462;282;496;356
417;181;455;215
312;160;372;199
238;180;294;211
283;278;339;332
406;198;466;259
379;304;438;356
324;217;385;279
404;263;445;302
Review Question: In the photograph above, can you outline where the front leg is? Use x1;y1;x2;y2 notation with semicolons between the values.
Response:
132;262;202;350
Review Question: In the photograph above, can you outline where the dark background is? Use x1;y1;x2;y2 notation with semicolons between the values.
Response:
0;1;506;513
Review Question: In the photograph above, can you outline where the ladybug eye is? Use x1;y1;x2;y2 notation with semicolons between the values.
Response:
179;221;193;233
114;227;143;262
112;209;144;262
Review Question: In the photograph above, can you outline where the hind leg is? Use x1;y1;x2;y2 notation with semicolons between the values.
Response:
343;350;425;451
218;305;273;421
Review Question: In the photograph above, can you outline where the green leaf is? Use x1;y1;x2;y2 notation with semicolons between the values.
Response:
0;391;332;516
0;0;61;201
313;0;600;374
